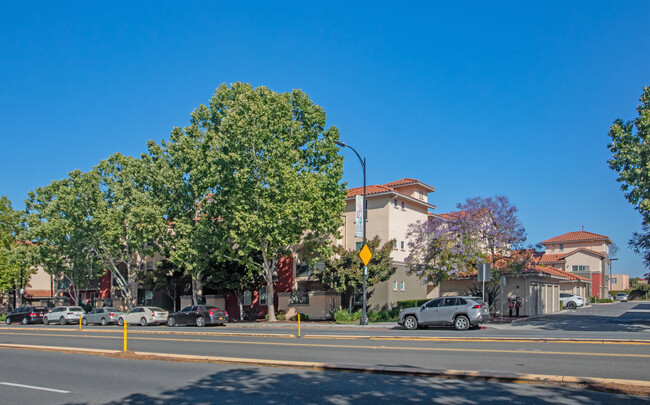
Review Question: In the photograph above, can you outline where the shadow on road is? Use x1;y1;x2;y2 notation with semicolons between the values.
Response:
509;309;650;332
65;366;641;404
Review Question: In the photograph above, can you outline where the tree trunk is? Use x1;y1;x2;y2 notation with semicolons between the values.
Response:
264;268;276;322
233;290;244;321
348;294;353;314
192;277;204;305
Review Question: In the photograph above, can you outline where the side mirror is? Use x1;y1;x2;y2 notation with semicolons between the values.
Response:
420;305;426;311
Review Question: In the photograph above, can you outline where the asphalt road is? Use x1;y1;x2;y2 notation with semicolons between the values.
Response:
0;349;644;404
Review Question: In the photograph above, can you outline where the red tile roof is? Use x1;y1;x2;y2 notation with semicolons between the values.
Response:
537;253;566;264
541;231;611;245
437;210;468;220
532;265;590;281
537;248;606;264
346;185;397;198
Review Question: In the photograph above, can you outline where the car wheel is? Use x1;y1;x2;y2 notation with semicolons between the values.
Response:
5;317;11;325
82;318;88;326
196;316;205;327
118;318;124;327
101;318;107;326
59;317;66;325
140;317;147;327
167;317;176;327
42;317;48;325
403;315;418;330
567;301;577;310
22;317;29;325
454;315;470;331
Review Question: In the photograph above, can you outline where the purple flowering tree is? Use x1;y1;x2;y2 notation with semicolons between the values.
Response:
405;195;527;284
457;195;527;272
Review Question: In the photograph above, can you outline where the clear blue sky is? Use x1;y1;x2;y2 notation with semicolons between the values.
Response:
1;2;649;277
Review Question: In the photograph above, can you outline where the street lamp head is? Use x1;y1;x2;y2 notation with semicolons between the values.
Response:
334;140;347;148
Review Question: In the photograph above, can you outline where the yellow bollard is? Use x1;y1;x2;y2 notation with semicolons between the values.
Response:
123;320;127;351
79;315;82;331
298;313;301;338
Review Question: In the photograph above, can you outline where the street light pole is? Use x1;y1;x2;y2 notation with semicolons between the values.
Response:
609;258;618;293
335;140;368;325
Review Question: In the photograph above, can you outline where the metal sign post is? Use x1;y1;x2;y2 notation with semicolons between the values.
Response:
477;263;491;306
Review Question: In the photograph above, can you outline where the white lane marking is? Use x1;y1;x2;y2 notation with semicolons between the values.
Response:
0;382;70;393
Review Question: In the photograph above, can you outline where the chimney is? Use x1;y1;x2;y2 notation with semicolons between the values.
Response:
582;225;584;231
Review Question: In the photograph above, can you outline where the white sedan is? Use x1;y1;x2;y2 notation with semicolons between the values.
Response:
560;293;584;309
118;306;169;326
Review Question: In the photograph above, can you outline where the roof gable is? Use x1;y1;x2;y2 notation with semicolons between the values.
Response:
541;231;612;245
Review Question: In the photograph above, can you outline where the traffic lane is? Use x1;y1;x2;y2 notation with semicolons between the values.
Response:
1;328;650;356
5;323;650;341
0;330;648;381
0;348;643;405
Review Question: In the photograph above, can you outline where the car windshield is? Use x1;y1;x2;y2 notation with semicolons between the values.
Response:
473;299;486;305
106;308;120;312
70;307;83;311
151;307;165;312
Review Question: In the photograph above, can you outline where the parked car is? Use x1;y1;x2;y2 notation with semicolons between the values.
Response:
5;306;48;325
82;307;125;326
167;305;228;327
560;293;584;309
397;296;489;331
118;307;169;326
615;293;629;302
43;306;86;325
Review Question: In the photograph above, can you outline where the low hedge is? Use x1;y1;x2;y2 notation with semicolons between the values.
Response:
395;299;429;310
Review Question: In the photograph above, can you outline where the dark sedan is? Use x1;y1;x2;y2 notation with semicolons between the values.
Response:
5;306;49;325
167;305;228;327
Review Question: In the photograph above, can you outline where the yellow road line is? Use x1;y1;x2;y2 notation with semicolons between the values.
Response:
0;331;648;359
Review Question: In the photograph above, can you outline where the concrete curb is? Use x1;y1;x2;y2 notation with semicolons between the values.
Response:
1;343;648;396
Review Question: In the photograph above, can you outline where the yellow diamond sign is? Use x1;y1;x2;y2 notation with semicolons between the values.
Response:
359;244;372;266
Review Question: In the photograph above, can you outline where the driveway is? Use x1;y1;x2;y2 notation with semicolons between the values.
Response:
496;301;650;336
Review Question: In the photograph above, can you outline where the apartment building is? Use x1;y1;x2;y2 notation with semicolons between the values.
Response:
538;230;613;299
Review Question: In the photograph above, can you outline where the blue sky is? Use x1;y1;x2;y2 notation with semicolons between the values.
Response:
1;2;649;277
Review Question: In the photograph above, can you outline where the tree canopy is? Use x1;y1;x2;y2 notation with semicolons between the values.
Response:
608;86;650;280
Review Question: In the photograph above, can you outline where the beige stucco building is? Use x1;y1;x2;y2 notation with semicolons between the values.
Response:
609;274;630;291
538;231;613;299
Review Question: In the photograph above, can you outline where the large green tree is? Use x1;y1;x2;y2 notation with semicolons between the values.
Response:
608;86;650;280
194;83;347;322
316;236;396;313
142;115;219;305
25;174;102;305
0;196;34;304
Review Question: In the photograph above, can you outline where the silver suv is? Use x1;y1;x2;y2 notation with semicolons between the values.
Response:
43;306;86;325
398;296;489;330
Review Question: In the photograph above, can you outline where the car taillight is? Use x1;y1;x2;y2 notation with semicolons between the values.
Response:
152;312;155;317
472;305;482;309
29;313;38;316
109;313;115;316
209;310;214;315
67;312;73;315
225;311;228;317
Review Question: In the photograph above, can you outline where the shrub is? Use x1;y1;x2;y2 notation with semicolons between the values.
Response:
0;314;5;322
597;298;613;303
395;299;429;310
289;313;308;321
367;309;400;322
244;306;259;321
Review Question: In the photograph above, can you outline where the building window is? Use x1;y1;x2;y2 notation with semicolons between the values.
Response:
610;277;617;284
572;265;589;272
400;281;405;291
401;201;405;210
393;240;398;250
146;261;154;270
401;241;405;250
243;291;252;306
356;242;364;251
259;286;267;306
559;244;564;251
393;199;398;208
393;281;398;291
